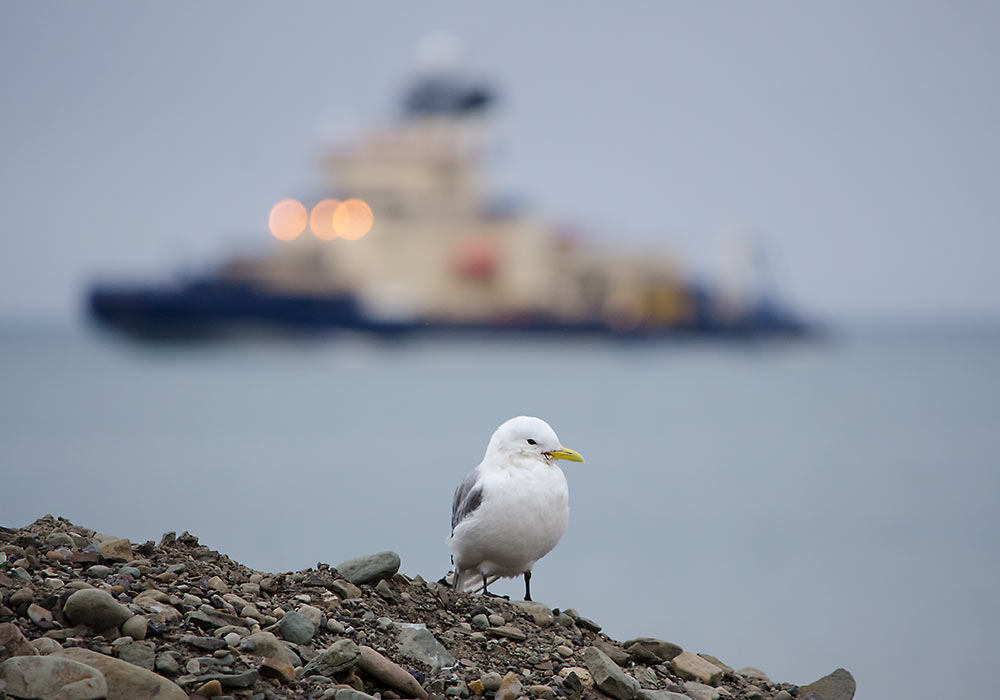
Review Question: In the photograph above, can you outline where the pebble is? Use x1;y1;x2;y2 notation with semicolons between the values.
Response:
118;641;156;670
278;610;315;644
556;645;574;658
488;625;526;641
8;588;35;607
487;614;505;627
62;588;134;630
480;672;503;691
85;565;110;578
122;614;148;640
471;614;489;630
27;603;53;627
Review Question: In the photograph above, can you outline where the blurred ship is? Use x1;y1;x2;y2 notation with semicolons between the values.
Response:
88;62;812;341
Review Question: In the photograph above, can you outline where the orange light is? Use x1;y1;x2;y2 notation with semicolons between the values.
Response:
332;198;374;240
310;199;341;240
269;199;307;241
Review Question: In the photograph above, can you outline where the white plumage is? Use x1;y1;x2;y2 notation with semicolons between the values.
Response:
448;416;584;600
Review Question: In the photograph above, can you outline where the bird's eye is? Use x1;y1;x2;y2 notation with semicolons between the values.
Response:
526;439;537;445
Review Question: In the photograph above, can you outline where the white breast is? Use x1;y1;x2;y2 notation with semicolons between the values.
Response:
450;460;569;579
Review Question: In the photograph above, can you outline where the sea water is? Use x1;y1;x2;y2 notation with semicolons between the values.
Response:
1;322;997;700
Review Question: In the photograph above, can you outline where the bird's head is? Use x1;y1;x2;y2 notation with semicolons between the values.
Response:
486;416;584;465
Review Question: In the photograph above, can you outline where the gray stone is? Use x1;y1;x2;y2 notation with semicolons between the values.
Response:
471;614;489;630
55;647;187;700
397;625;455;672
0;655;107;700
45;533;76;548
277;610;315;644
582;646;639;700
117;642;155;670
155;653;181;676
480;672;503;691
62;589;133;630
798;668;856;700
296;603;323;628
773;692;793;700
304;639;361;677
624;638;683;664
85;566;110;579
335;552;401;585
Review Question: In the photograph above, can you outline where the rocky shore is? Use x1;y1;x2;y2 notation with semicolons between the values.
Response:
0;516;854;700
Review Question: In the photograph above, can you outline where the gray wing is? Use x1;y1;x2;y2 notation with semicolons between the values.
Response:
451;465;484;534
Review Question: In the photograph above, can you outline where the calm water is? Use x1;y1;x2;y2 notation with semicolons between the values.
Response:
1;323;997;700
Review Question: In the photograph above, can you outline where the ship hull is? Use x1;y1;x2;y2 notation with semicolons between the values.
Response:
88;279;813;341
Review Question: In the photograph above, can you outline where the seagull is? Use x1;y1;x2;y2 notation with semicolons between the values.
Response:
448;416;584;601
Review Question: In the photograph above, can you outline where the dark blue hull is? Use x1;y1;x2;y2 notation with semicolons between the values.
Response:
87;278;813;341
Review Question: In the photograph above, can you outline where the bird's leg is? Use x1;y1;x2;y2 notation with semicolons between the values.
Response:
524;571;532;601
481;573;490;596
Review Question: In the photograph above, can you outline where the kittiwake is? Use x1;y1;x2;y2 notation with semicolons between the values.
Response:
448;415;584;601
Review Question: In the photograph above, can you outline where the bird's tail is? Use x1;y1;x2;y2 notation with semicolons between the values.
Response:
447;569;501;594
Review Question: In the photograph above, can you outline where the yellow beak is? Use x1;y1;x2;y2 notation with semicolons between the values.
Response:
545;446;585;463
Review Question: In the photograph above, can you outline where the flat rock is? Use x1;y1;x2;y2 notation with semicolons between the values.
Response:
397;625;455;672
670;651;722;685
182;635;227;651
625;638;683;664
330;579;363;600
55;647;187;700
63;589;133;630
0;655;107;700
0;622;39;661
278;610;315;643
336;552;401;585
96;538;132;563
304;638;361;677
358;644;429;699
594;639;631;667
798;668;856;700
583;646;639;700
488;625;527;641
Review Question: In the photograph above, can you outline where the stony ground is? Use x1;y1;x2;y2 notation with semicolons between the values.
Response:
0;516;854;700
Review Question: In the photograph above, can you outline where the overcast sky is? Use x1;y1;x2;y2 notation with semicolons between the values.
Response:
2;2;998;322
